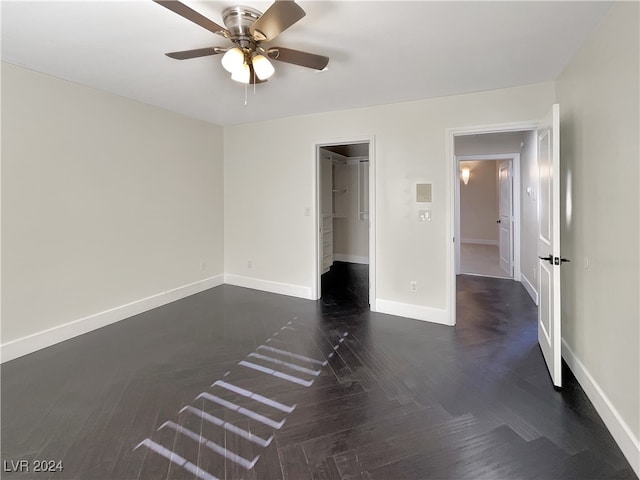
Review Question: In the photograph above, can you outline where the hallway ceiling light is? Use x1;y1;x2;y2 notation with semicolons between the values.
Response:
461;168;471;185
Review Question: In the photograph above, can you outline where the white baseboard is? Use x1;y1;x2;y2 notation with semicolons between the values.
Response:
0;275;224;364
224;274;313;300
520;273;538;305
562;339;640;477
461;238;498;246
333;254;369;265
374;299;452;326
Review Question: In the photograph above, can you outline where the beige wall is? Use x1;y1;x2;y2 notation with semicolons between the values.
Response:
519;130;538;297
1;63;224;344
459;160;499;244
557;0;639;446
224;82;555;314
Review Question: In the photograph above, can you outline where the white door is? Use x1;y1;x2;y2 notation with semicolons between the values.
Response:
537;104;563;388
498;160;513;276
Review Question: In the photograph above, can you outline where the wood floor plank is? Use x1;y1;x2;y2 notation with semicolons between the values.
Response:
364;424;525;480
278;444;312;480
332;412;498;478
301;404;450;469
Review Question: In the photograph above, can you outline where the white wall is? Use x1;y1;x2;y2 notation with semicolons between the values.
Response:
459;160;499;244
333;161;369;263
519;130;538;302
224;82;555;321
1;63;224;357
557;2;639;473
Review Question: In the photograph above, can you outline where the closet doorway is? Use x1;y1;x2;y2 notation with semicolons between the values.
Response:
314;139;374;310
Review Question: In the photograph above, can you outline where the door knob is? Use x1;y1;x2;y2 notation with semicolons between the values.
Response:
539;255;553;264
539;255;571;265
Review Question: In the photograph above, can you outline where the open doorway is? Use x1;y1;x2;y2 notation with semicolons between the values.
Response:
448;107;562;389
447;126;541;325
453;132;533;285
456;155;518;279
315;141;373;313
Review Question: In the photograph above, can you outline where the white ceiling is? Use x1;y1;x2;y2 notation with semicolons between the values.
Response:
1;1;611;126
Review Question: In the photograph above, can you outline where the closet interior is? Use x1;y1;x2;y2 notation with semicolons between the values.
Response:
319;145;369;274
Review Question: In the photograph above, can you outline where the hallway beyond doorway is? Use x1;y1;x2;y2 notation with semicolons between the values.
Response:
460;242;511;278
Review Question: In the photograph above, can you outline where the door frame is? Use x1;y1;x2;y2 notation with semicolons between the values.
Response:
455;153;521;280
446;122;537;326
312;135;376;307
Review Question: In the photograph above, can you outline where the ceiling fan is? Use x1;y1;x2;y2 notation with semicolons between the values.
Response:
153;0;329;85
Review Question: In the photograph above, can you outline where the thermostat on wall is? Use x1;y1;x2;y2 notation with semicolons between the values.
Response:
416;183;432;202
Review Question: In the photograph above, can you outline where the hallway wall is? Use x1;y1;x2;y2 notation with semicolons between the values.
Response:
459;160;499;245
519;130;538;302
556;2;639;471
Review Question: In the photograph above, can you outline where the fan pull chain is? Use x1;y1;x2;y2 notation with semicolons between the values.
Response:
244;84;248;107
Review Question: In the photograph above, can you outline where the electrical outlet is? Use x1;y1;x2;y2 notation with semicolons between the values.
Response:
304;207;311;216
248;260;252;269
200;262;206;271
410;281;418;293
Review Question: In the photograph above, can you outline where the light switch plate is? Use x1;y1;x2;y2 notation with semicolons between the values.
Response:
419;210;431;222
416;183;432;202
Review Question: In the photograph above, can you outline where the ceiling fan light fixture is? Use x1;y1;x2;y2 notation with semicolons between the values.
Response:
221;47;244;73
252;54;275;80
230;62;250;84
155;0;331;91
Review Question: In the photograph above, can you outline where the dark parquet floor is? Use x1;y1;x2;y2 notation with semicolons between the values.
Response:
1;263;636;479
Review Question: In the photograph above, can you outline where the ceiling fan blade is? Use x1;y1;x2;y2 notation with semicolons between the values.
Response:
250;1;306;42
267;47;329;70
166;47;223;60
154;1;230;38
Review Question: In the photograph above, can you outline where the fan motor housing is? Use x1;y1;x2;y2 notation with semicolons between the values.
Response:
222;5;262;45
